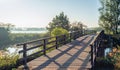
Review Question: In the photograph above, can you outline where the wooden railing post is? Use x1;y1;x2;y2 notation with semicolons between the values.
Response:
43;39;46;55
94;41;97;56
94;41;97;66
70;33;72;42
73;32;76;40
76;31;78;39
78;31;79;38
90;44;94;70
56;36;58;49
76;32;78;38
23;44;28;69
64;35;66;44
75;32;76;39
78;31;80;37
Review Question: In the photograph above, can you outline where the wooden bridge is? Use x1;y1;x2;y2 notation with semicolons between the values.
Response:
17;30;104;70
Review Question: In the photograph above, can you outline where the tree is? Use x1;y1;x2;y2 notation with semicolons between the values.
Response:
69;21;87;35
70;21;84;32
0;22;14;32
51;27;69;37
0;23;14;49
47;12;70;32
0;27;11;49
99;0;120;34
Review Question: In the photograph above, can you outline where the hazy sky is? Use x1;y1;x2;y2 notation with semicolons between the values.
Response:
0;0;100;28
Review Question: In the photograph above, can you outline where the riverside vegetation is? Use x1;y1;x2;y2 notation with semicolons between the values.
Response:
0;27;49;69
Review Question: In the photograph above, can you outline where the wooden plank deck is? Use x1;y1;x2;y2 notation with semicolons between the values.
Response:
18;35;95;70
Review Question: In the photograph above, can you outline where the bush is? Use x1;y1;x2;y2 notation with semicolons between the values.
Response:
51;27;69;37
95;57;114;67
0;54;19;70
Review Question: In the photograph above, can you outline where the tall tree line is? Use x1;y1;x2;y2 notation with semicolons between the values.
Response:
99;0;120;34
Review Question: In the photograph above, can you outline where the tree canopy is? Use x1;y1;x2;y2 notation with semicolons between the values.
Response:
70;21;84;32
0;27;11;49
47;12;70;32
99;0;120;34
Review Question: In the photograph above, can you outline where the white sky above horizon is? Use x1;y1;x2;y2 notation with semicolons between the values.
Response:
0;0;100;28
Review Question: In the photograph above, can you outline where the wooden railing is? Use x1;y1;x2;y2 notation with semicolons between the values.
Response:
90;30;105;70
17;30;83;69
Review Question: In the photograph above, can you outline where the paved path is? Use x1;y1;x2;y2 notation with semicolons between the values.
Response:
18;35;95;70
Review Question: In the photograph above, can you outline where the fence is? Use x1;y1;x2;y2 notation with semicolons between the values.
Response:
17;30;83;69
90;30;105;70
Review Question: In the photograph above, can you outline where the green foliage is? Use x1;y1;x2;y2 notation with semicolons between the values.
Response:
96;57;112;64
91;27;103;32
99;0;120;34
70;21;83;32
51;27;69;37
0;27;11;48
85;30;97;34
0;54;19;69
47;12;70;31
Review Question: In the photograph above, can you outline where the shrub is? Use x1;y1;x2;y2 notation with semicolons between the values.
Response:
0;54;19;69
51;27;69;37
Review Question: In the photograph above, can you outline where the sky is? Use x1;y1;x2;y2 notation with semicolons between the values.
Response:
0;0;101;28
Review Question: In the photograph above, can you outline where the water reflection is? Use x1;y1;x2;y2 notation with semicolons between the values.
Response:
7;46;41;58
7;47;22;54
104;48;112;57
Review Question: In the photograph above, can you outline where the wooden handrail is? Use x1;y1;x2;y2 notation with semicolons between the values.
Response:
90;30;105;69
90;30;104;45
17;36;55;46
17;30;84;69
